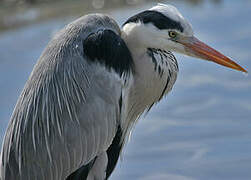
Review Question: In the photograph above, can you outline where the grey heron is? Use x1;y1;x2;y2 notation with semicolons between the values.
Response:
0;3;247;180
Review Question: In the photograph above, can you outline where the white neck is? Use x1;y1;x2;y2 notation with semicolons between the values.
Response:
121;22;168;53
120;23;179;140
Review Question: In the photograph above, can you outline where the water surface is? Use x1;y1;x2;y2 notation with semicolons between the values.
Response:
0;1;251;179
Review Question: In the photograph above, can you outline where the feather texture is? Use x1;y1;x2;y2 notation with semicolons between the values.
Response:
0;14;129;180
1;6;181;179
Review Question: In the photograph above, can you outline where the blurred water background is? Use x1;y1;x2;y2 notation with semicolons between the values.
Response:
0;0;251;179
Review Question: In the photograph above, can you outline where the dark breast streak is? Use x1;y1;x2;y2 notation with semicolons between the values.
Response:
147;48;178;77
146;48;178;112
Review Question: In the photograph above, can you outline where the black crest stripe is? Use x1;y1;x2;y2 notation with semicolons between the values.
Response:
123;10;183;32
83;29;134;76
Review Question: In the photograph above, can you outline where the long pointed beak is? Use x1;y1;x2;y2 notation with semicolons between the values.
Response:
178;36;247;73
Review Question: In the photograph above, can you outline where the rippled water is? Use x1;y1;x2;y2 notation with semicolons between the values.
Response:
0;0;251;179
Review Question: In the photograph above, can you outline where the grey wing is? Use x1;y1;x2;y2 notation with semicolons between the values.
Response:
0;14;133;180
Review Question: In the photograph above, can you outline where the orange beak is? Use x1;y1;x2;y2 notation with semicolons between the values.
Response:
178;36;247;73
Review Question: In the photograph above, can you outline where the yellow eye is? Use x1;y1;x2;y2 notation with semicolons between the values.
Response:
169;31;177;38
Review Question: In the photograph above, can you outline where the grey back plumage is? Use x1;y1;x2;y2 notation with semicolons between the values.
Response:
1;7;180;179
0;14;127;180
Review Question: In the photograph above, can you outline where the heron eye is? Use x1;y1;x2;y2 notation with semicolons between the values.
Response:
168;31;177;38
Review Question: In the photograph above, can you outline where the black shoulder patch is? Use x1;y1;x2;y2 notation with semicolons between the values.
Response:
83;29;134;76
123;10;183;32
66;157;96;180
105;125;123;179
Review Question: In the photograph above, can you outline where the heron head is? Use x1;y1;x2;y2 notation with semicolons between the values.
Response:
122;3;247;73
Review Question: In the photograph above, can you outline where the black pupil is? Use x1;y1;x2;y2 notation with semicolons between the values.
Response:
170;32;175;37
